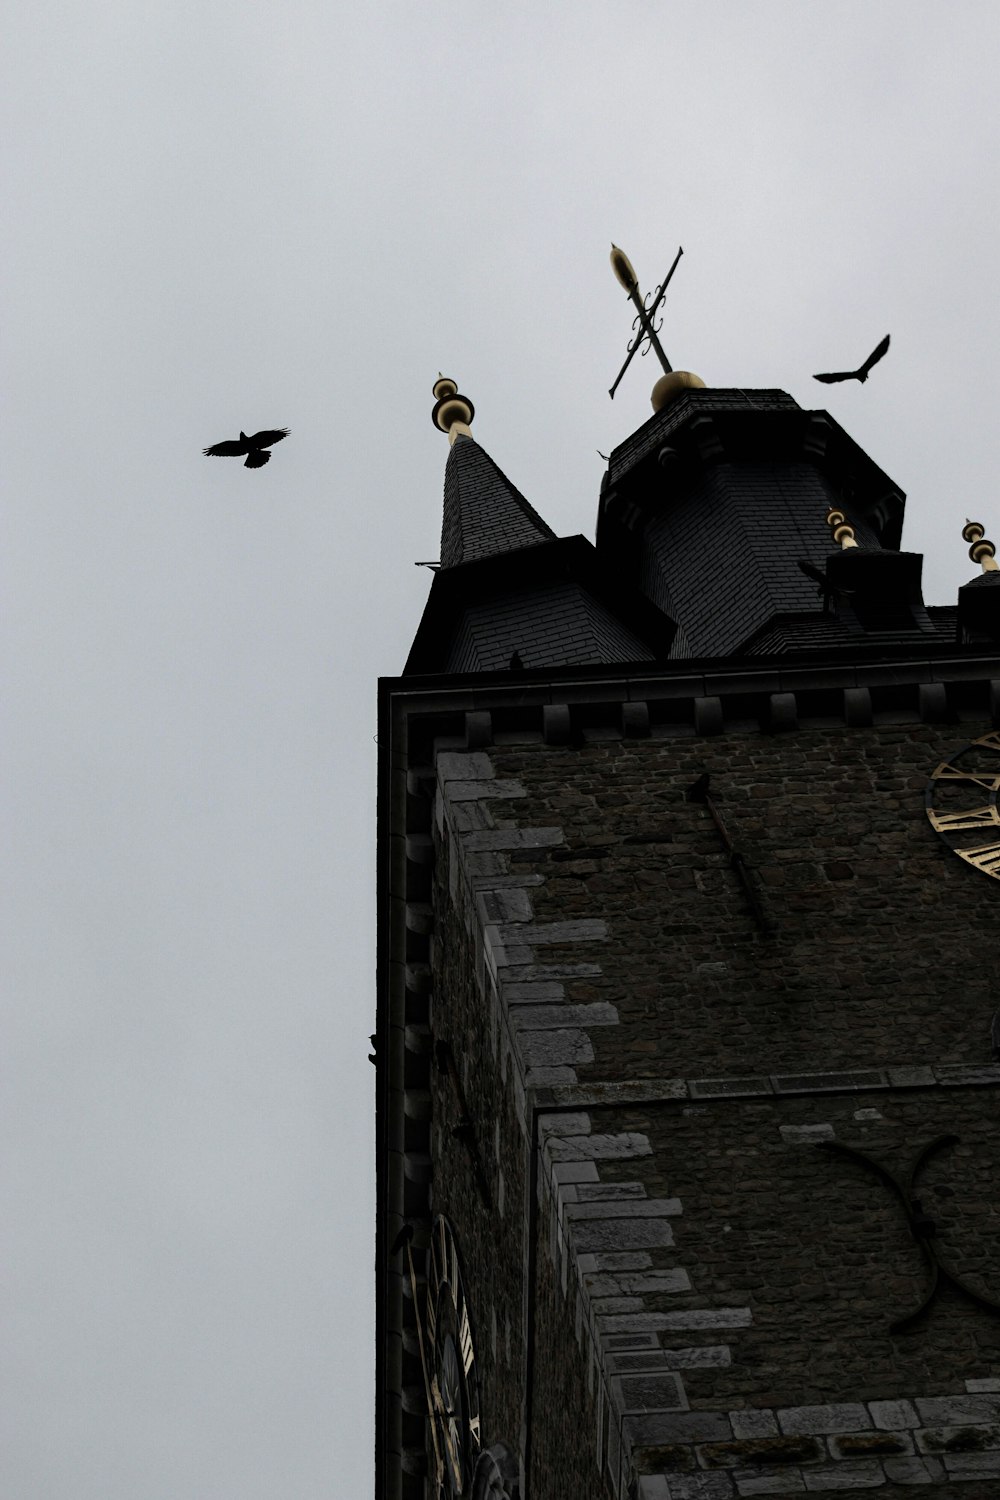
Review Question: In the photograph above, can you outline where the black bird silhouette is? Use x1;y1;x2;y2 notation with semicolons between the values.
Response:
813;335;890;385
203;427;290;467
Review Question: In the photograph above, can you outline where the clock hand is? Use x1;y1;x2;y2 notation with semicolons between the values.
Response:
429;1374;463;1468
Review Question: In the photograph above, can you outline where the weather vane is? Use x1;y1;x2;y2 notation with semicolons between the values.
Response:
608;243;683;399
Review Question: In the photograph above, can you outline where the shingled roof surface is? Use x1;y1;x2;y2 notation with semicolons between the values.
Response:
445;581;657;672
439;434;555;567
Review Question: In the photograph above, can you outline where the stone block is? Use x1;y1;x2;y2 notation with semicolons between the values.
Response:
600;1309;751;1334
591;1296;645;1316
576;1182;648;1202
916;1395;1000;1425
446;778;526;801
777;1405;870;1436
882;1456;941;1484
498;918;608;944
802;1461;883;1488
565;1198;682;1221
518;1028;595;1067
664;1476;735;1499
585;1251;653;1273
663;1346;732;1369
501;980;566;1003
575;1217;676;1252
613;1371;689;1413
867;1400;918;1431
540;1113;591;1137
550;1161;599;1185
510;1001;619;1030
734;1471;805;1496
436;751;495;783
967;1378;1000;1393
606;1350;674;1374
602;1333;660;1350
585;1270;686;1298
449;801;492;832
943;1450;1000;1476
730;1411;779;1440
461;827;563;851
524;1065;578;1089
545;1132;652;1161
623;1411;733;1445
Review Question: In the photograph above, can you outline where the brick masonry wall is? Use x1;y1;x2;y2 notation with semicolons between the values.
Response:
424;722;1000;1500
488;724;999;1082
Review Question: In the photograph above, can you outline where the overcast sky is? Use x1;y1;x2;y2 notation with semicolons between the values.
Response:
4;3;999;1496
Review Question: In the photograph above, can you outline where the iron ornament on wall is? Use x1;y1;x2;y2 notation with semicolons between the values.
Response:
817;1135;1000;1332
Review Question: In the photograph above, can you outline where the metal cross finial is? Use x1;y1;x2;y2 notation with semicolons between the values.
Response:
608;243;683;399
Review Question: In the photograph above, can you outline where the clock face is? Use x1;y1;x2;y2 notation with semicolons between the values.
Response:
925;731;1000;881
426;1216;482;1498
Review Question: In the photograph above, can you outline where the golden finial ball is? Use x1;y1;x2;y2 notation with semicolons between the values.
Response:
650;371;705;411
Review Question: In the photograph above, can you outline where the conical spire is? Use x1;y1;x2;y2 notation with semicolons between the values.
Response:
403;377;677;674
431;377;555;568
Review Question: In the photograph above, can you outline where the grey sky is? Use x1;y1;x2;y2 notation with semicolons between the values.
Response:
5;3;998;1496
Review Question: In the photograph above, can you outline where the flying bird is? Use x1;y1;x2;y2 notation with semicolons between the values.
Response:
203;427;290;467
813;335;890;385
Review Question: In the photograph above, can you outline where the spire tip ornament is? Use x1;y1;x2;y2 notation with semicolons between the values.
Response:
963;519;999;572
432;377;475;445
826;507;858;549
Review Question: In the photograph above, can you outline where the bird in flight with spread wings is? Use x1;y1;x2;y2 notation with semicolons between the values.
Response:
813;335;890;385
202;427;290;468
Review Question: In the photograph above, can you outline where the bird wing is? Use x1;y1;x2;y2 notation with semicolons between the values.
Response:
812;370;853;384
859;333;890;376
246;427;290;449
203;438;246;456
244;449;271;468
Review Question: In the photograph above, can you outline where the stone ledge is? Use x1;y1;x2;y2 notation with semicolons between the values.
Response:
531;1063;1000;1112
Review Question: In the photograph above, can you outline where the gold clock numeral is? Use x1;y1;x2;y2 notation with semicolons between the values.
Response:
468;1413;481;1445
958;841;1000;877
932;762;1000;792
460;1306;475;1374
928;805;1000;833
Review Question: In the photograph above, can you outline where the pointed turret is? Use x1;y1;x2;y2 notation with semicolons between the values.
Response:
404;379;676;675
440;436;556;567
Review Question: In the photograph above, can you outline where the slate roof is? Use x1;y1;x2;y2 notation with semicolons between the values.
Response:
439;434;555;567
445;580;656;673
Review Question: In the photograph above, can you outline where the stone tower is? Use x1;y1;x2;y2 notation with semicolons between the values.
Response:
375;363;1000;1500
